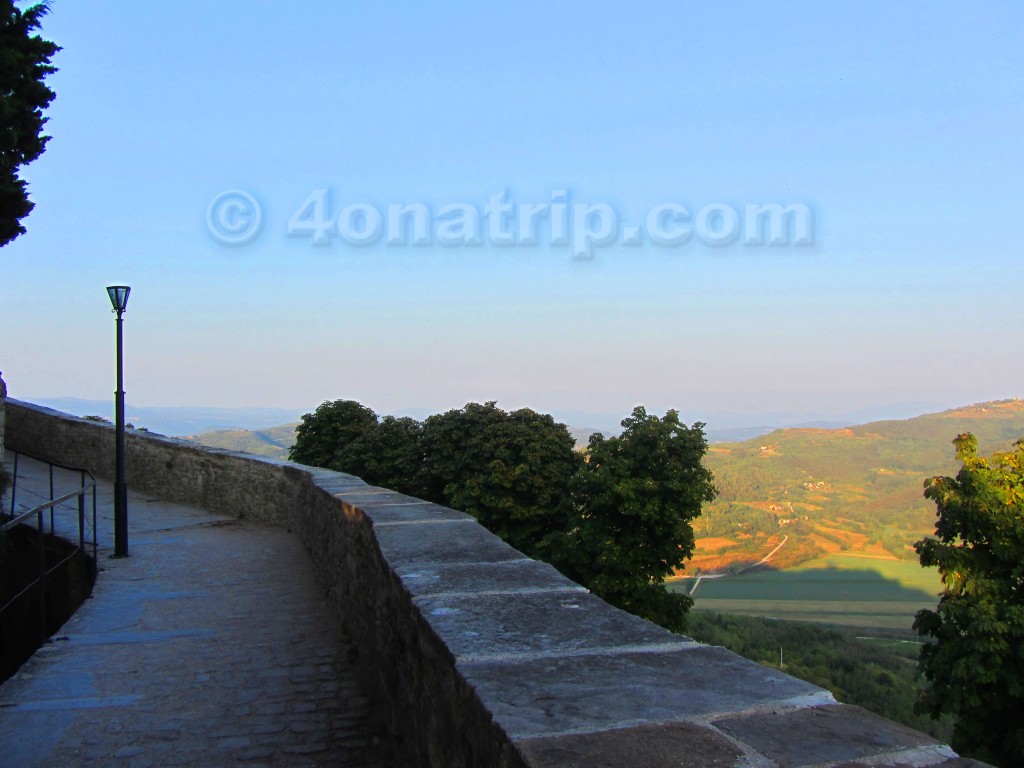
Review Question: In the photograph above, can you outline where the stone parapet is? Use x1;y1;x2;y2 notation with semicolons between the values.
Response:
3;399;988;767
0;373;6;466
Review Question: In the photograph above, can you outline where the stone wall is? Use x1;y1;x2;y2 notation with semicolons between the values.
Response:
4;399;987;768
0;372;6;467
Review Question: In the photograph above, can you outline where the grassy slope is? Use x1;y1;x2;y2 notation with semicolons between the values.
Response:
691;399;1024;573
186;423;298;460
672;555;943;631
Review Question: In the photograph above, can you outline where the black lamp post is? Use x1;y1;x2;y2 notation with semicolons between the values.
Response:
107;285;130;557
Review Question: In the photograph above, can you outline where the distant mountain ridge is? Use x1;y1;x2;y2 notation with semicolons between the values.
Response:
185;423;608;458
186;424;300;459
27;395;960;444
29;397;306;437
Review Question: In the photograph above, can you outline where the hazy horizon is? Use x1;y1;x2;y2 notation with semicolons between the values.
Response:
16;392;1011;441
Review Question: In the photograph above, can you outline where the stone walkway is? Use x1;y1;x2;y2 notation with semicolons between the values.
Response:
0;456;390;767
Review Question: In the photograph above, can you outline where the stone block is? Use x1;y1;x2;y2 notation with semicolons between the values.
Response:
335;487;427;506
373;517;525;567
395;558;585;599
460;645;829;740
362;501;474;525
714;704;950;767
517;721;744;768
415;589;693;661
0;372;6;465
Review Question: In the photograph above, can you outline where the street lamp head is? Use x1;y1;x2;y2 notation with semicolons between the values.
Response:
106;285;131;313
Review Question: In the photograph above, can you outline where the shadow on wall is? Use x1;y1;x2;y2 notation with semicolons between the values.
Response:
0;527;95;683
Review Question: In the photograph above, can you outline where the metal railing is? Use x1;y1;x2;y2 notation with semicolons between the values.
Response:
1;450;98;646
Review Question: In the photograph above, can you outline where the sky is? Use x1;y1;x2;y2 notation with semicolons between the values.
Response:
2;1;1023;430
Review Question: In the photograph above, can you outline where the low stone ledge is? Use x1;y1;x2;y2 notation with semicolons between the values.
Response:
714;704;953;767
457;646;830;742
395;558;587;599
517;721;747;768
1;372;7;465
356;501;475;525
4;399;989;767
413;590;697;661
372;515;527;566
4;399;313;528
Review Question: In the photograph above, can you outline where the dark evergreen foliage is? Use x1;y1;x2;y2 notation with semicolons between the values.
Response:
1;0;59;246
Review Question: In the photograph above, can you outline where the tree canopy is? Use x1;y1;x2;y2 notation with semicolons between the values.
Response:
1;0;59;247
289;399;717;631
288;399;378;470
419;402;581;556
551;406;716;631
914;433;1024;767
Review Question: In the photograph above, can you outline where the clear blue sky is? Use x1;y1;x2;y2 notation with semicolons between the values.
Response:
3;1;1023;427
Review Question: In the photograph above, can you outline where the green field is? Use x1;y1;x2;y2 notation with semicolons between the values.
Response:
669;554;943;631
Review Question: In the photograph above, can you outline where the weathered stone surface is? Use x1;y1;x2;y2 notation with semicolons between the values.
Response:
835;756;977;768
415;590;694;661
516;722;744;768
307;473;366;492
395;558;586;598
714;704;947;767
361;501;474;525
373;517;526;566
460;645;830;740
0;372;6;465
336;487;429;506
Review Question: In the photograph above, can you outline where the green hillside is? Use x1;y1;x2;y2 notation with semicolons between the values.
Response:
184;399;1024;578
691;399;1024;573
187;423;298;460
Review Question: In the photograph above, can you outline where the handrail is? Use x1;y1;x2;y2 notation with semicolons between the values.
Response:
0;450;98;649
1;485;97;532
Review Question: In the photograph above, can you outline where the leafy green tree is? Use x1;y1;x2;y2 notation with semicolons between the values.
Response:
289;399;378;470
418;402;582;556
347;415;425;496
1;0;60;247
914;433;1024;766
554;406;716;631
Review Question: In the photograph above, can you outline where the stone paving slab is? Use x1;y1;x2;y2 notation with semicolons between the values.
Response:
0;457;389;767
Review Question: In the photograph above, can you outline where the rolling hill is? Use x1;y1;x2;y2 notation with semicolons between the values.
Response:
185;423;298;460
690;399;1024;574
182;398;1024;578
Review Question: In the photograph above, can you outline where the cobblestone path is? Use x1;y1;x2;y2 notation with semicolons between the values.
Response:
0;461;390;767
